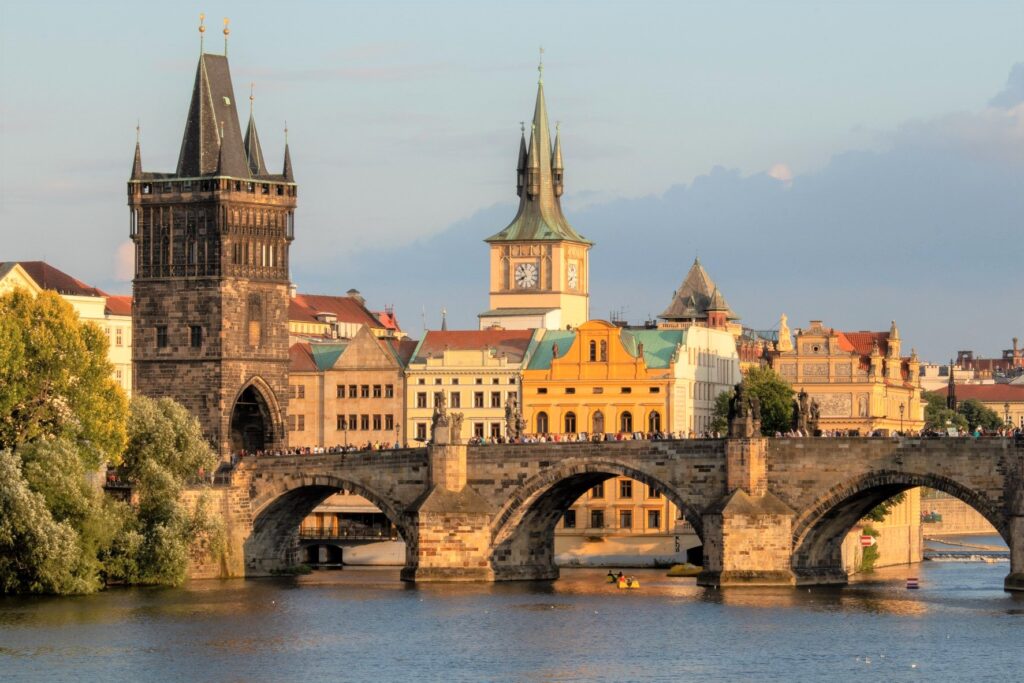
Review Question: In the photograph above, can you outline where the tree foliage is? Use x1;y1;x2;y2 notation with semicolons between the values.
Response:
712;367;795;436
957;399;1003;432
0;289;127;468
922;391;967;432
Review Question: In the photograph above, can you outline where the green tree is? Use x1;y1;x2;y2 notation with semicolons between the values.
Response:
710;391;731;434
0;289;127;468
958;399;1003;432
712;367;795;436
922;391;967;432
105;396;222;586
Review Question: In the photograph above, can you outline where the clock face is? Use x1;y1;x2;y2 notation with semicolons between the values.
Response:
567;262;579;290
514;262;538;289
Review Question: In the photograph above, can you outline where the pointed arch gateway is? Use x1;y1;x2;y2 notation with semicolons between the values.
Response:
229;376;284;454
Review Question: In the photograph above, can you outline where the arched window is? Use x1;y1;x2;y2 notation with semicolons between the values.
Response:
247;294;263;348
620;411;633;433
536;411;549;434
589;340;597;362
648;411;661;433
592;410;605;435
599;340;608;361
564;412;577;434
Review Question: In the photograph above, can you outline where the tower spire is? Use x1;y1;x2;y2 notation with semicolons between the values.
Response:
552;120;563;196
282;121;294;182
243;82;268;176
516;121;527;197
131;121;143;179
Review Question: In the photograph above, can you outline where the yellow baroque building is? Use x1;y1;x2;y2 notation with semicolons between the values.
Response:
770;318;924;434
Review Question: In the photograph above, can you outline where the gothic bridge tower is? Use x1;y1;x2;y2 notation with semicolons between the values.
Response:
128;22;296;457
479;52;592;331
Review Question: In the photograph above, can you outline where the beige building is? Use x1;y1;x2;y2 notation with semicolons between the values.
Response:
0;261;133;396
931;383;1024;431
289;289;398;341
287;326;416;450
770;318;924;434
404;329;537;443
479;64;592;331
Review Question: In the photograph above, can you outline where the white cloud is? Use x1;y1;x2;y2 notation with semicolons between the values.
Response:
114;241;134;281
767;163;794;186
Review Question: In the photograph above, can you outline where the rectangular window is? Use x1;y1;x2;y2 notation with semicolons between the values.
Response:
115;328;123;347
190;325;202;348
349;384;357;397
337;385;346;398
373;414;382;430
418;378;426;385
590;510;605;529
434;391;444;407
155;325;168;348
565;387;576;394
473;392;484;408
508;378;516;385
385;384;394;398
593;387;604;394
490;422;501;438
492;378;500;385
450;392;461;408
474;422;485;437
591;483;604;499
648;485;661;499
435;378;443;385
349;414;357;430
538;388;548;395
360;385;370;398
475;378;483;385
647;510;661;530
384;414;394;431
621;387;632;394
360;415;370;430
295;415;306;431
619;510;633;530
373;385;382;398
337;415;347;430
490;391;501;408
619;480;633;499
451;378;459;385
649;387;661;394
563;510;576;529
416;392;428;408
416;423;427;441
290;384;305;399
287;415;295;431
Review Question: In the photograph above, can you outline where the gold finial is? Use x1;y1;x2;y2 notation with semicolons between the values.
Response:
222;17;230;55
198;13;206;52
249;82;255;113
538;46;544;84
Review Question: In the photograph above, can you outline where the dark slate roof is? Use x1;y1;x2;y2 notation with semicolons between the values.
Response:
659;258;738;321
11;261;105;297
176;53;250;178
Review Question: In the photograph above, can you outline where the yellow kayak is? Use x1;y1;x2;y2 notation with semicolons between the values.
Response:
617;578;640;590
666;563;702;577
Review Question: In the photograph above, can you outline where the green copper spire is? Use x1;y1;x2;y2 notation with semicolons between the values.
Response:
486;55;590;245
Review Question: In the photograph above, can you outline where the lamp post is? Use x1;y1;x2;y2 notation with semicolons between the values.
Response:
395;423;402;449
899;402;905;434
1005;402;1011;429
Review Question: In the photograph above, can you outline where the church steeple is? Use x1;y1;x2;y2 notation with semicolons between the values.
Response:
131;125;143;180
486;53;589;245
282;124;294;182
243;83;269;176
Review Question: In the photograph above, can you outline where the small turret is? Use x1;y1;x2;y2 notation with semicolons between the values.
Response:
516;125;527;197
131;139;143;180
552;124;564;197
282;124;294;182
526;123;540;197
888;320;901;359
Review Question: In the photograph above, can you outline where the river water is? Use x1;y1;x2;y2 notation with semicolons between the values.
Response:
2;553;1022;682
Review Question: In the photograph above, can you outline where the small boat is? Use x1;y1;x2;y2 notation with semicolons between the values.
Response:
666;563;702;577
617;577;640;590
605;573;618;583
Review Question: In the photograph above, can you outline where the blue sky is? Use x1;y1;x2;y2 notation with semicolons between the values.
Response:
1;1;1022;361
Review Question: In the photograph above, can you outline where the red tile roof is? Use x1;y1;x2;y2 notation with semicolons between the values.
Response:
289;293;384;329
104;295;133;317
413;329;535;364
289;342;318;373
931;384;1024;403
12;261;105;297
386;338;419;366
836;331;890;357
375;310;402;332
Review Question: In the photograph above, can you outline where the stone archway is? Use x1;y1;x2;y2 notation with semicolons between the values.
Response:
489;457;702;581
245;475;410;576
791;470;1008;586
229;378;283;455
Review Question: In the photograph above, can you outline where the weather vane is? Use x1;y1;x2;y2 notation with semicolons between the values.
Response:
223;17;230;55
198;13;206;52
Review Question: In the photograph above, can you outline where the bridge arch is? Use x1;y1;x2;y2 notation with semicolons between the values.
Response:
489;457;702;580
791;469;1008;585
246;473;409;575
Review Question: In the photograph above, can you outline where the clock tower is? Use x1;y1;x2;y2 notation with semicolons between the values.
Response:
479;56;592;331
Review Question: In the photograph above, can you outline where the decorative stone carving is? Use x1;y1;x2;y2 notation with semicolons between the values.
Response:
803;362;829;379
816;393;852;418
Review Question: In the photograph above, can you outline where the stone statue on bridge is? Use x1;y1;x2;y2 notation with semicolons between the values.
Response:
728;383;762;438
808;399;821;435
431;391;464;445
793;390;812;436
505;393;523;442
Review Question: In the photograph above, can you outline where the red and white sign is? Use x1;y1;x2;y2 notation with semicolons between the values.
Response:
860;535;877;547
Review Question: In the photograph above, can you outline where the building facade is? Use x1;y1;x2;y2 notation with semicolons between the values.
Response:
0;261;133;396
287;326;414;450
128;44;296;457
479;63;592;331
770;319;924;434
931;383;1024;431
404;330;536;443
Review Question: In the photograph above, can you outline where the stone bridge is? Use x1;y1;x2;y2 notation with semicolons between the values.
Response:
193;437;1024;590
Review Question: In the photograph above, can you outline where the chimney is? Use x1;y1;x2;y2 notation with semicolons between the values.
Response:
288;283;297;299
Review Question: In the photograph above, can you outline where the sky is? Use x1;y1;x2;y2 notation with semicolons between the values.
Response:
1;1;1022;362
